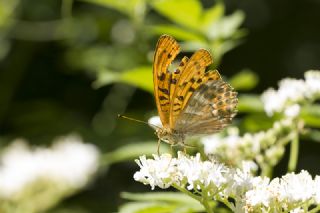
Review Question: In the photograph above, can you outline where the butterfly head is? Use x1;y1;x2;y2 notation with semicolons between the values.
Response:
155;128;184;145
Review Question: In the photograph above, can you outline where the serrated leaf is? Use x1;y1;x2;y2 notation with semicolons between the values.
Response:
151;0;202;30
229;69;259;91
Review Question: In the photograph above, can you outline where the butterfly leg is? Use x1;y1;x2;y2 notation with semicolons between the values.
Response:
157;139;161;155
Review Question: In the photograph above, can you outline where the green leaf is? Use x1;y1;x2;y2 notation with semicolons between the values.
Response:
301;104;320;127
200;3;225;32
94;66;153;92
303;129;320;143
122;192;200;203
81;0;146;20
237;94;264;113
150;25;204;42
229;69;259;91
151;0;202;30
100;142;170;165
119;202;175;213
207;10;245;40
120;192;205;213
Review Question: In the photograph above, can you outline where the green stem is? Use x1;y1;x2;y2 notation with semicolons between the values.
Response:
172;184;202;202
172;184;213;213
217;197;234;210
201;188;214;213
288;132;299;172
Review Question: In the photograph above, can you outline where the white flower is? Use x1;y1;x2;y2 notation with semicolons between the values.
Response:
201;118;294;168
305;70;320;96
245;177;271;207
277;170;314;203
261;70;320;116
134;152;229;195
284;104;300;118
313;176;320;204
0;135;100;198
134;154;320;212
177;153;228;191
134;154;177;190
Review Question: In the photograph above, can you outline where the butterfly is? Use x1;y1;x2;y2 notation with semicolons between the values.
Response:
152;35;238;152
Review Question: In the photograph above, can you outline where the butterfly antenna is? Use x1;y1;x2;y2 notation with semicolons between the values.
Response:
118;114;160;129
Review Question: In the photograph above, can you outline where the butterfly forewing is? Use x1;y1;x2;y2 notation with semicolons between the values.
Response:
153;35;180;127
169;49;213;128
169;56;189;100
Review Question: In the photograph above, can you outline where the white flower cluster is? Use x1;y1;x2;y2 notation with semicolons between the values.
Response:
242;170;320;213
134;152;229;194
0;135;100;199
261;70;320;116
134;153;320;213
201;117;293;168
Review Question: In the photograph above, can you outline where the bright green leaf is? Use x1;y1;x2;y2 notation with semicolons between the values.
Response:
81;0;146;20
122;192;199;203
301;105;320;127
207;10;245;39
200;3;225;32
151;0;202;30
94;66;153;92
150;25;204;42
229;69;259;91
119;202;175;213
121;192;205;212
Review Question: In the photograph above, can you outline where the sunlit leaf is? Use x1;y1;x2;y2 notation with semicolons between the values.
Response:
301;105;320;127
120;192;206;213
81;0;146;20
119;202;176;213
207;10;245;39
200;3;225;32
150;25;203;42
94;66;153;92
229;69;259;91
151;0;202;30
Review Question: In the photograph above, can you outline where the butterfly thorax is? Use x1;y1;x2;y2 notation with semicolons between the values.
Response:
156;127;185;145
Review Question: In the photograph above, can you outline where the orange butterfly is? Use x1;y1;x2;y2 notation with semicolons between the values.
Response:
152;35;238;152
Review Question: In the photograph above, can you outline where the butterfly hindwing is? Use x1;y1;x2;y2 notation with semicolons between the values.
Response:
174;79;238;135
153;35;180;127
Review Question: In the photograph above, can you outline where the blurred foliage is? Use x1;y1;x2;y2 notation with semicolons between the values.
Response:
119;192;209;213
0;0;319;212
